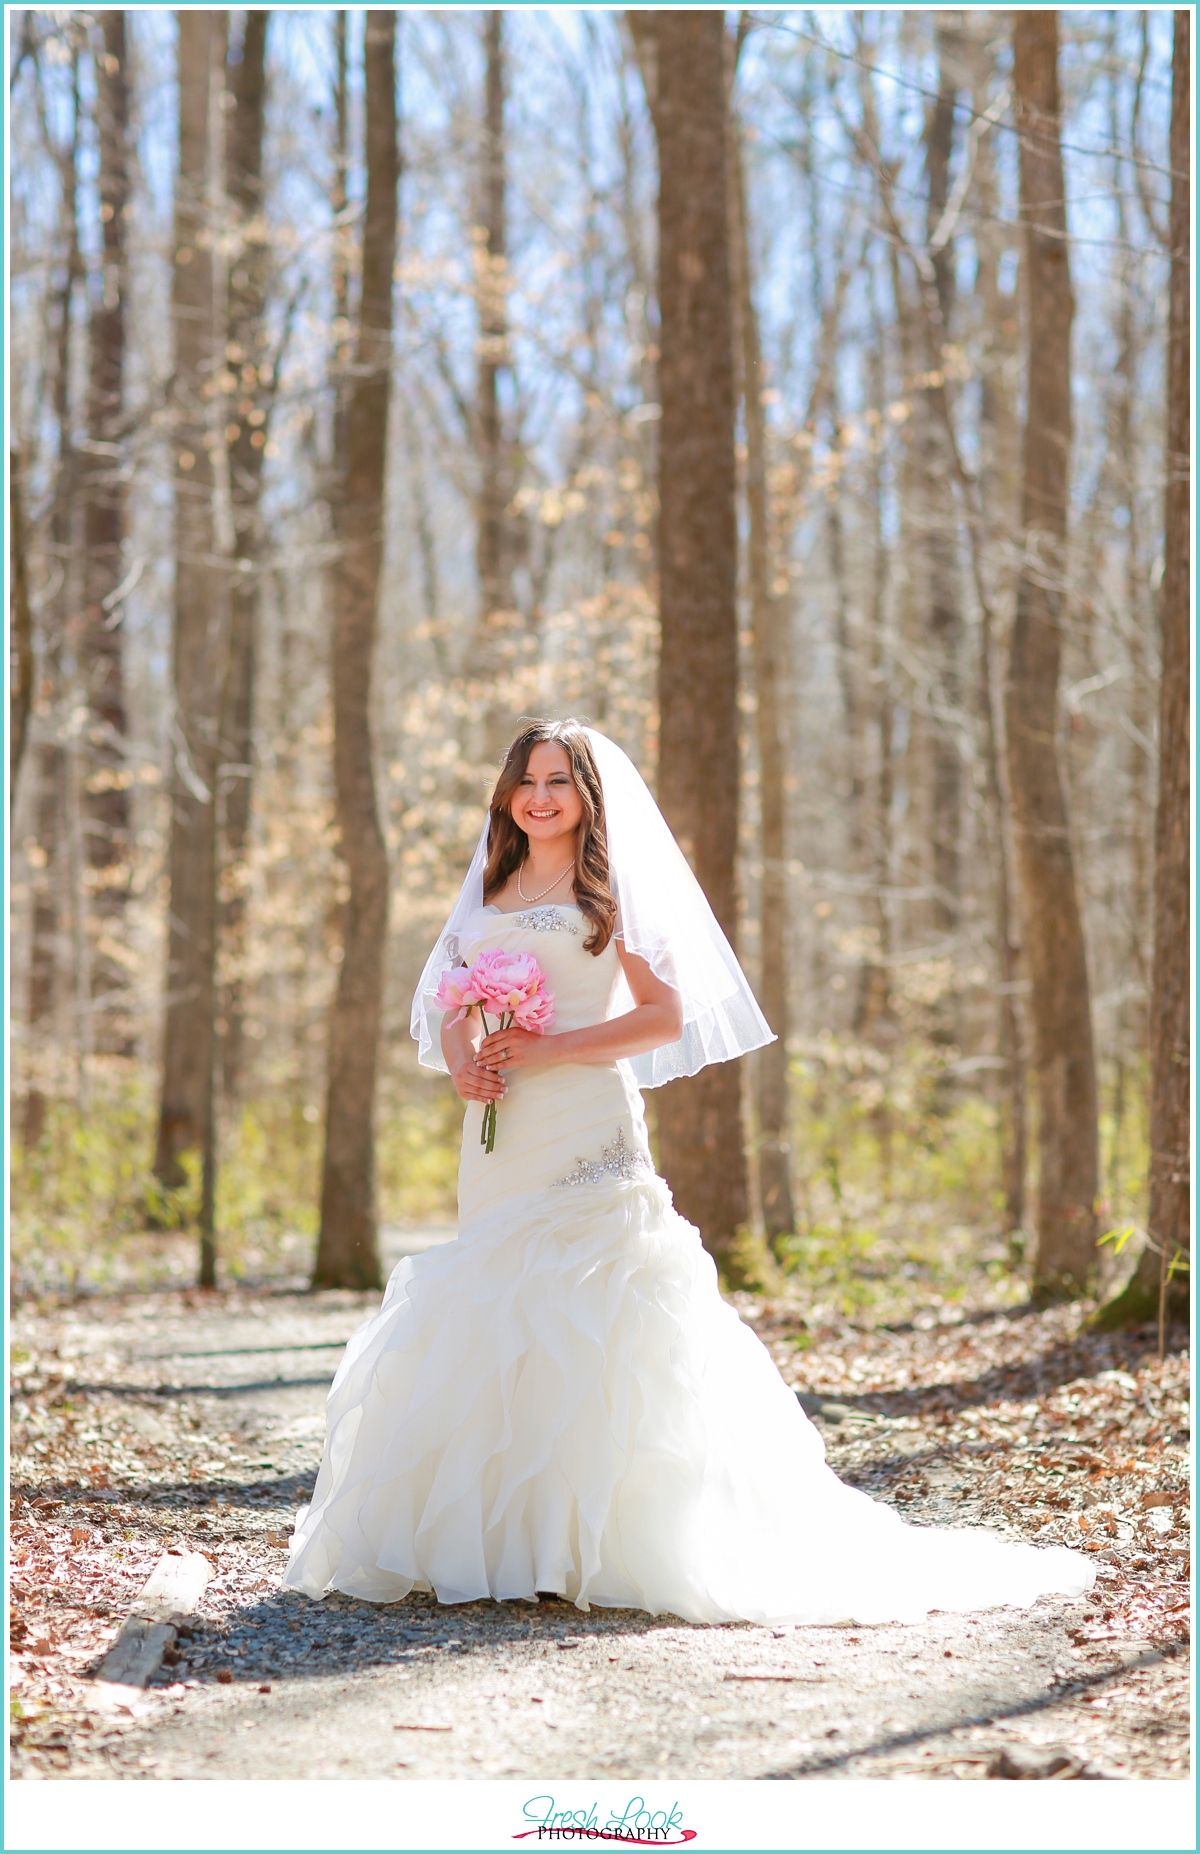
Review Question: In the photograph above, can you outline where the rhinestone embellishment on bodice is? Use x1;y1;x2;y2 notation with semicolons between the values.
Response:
552;1127;653;1188
509;907;581;934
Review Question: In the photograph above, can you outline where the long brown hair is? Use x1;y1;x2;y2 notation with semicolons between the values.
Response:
483;719;617;955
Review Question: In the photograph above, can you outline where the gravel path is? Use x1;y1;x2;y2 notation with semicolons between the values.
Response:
9;1234;1190;1783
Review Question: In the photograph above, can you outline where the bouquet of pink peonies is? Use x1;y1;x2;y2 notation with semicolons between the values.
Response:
435;950;556;1152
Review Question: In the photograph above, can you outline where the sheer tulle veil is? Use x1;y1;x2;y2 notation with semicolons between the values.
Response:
409;727;774;1088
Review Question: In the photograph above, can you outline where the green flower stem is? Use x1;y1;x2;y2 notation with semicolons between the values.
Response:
478;1008;513;1155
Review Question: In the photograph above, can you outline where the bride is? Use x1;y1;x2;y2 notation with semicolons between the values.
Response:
286;719;1093;1625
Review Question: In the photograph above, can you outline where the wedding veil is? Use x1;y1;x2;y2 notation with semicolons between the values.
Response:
409;727;774;1088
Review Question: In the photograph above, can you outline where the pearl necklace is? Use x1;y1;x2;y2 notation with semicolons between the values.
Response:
516;857;575;904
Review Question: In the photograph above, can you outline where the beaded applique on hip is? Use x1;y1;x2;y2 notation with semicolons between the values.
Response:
552;1128;653;1187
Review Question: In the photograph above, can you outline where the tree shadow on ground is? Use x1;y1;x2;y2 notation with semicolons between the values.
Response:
793;1318;1184;1424
147;1588;700;1693
50;1370;340;1401
760;1642;1182;1780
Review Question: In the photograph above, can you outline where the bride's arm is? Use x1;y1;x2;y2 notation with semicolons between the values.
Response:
477;945;683;1073
442;1012;508;1104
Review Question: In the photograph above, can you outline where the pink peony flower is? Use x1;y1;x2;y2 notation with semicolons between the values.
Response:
467;949;548;1020
434;966;484;1027
511;985;556;1033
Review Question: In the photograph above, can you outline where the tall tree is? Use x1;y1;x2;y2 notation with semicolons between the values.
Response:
218;10;271;1106
922;19;964;966
153;11;230;1266
968;17;1026;1231
81;10;133;1051
24;37;84;1148
1006;11;1098;1299
627;11;749;1278
475;9;518;759
859;321;896;1159
312;9;398;1292
1096;11;1190;1331
328;8;351;541
731;105;795;1249
1103;21;1154;1212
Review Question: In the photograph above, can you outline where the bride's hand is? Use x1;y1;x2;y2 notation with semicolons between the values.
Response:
450;1055;507;1105
477;1027;552;1075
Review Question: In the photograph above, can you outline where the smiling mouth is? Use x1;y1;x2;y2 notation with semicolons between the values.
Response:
527;809;560;819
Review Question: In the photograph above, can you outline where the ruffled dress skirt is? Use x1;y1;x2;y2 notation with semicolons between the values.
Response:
285;1023;1093;1625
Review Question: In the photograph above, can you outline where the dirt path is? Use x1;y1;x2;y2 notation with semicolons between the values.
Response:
9;1237;1190;1783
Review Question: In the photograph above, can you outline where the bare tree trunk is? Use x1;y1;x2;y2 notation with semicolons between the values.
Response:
1096;11;1190;1331
218;10;270;1108
731;110;794;1248
153;13;230;1248
25;48;83;1149
859;330;895;1177
859;53;927;1006
826;382;865;880
923;20;963;963
9;448;34;815
1106;50;1153;1207
329;9;351;546
81;9;133;1054
628;11;749;1278
1007;11;1098;1299
476;9;518;760
312;9;398;1292
970;21;1027;1231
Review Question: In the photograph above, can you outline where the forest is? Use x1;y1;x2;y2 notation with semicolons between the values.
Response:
8;6;1190;1332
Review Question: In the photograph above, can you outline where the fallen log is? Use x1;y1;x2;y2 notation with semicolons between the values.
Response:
93;1549;213;1693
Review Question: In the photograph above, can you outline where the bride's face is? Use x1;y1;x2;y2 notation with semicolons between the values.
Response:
510;742;584;849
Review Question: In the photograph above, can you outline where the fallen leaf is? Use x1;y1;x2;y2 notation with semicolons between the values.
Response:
266;1530;290;1548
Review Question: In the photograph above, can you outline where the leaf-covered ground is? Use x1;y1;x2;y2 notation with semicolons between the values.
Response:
8;1264;1190;1782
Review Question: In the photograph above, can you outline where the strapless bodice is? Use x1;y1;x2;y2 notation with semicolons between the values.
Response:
455;903;650;1229
458;904;626;1037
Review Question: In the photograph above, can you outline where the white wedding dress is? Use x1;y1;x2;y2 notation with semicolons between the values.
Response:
286;904;1094;1624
